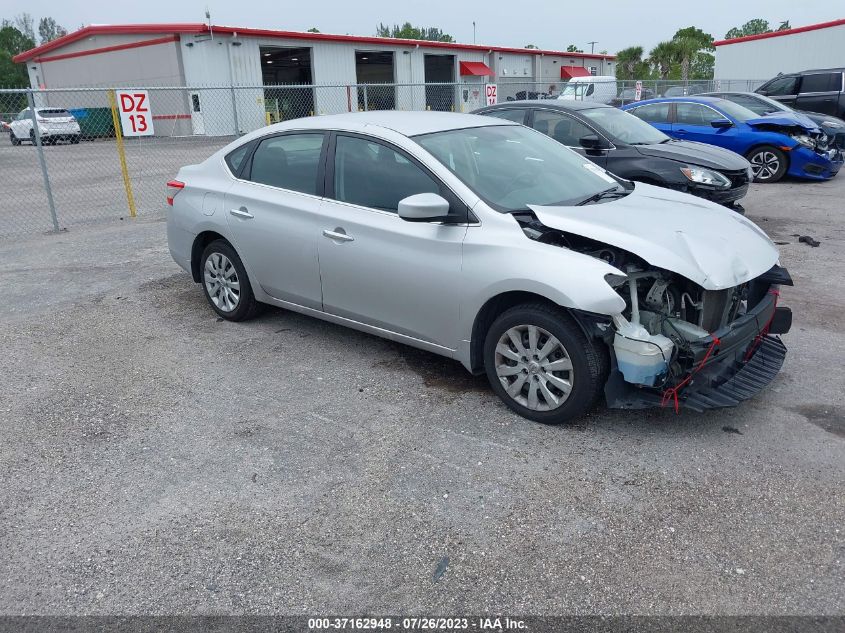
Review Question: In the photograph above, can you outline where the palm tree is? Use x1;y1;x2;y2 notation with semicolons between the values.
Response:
673;36;700;82
649;41;676;80
615;46;643;80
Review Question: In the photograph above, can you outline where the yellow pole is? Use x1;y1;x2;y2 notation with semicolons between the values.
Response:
108;90;137;218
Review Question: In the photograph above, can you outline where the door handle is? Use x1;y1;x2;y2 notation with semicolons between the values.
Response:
323;228;354;242
230;207;254;219
675;128;688;133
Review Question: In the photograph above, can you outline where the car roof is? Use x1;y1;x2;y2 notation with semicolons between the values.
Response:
262;111;516;137
482;99;612;112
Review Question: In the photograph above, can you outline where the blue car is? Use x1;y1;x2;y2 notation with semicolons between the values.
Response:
622;96;843;183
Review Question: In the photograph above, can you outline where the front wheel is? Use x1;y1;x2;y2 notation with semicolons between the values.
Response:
9;131;20;146
483;303;609;424
200;240;260;321
747;145;787;183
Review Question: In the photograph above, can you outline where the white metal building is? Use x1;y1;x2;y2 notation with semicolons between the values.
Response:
714;18;845;80
14;23;615;136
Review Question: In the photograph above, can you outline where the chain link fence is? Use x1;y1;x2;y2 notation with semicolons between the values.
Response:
1;79;767;238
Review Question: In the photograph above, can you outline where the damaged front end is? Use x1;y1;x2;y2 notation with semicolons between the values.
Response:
518;190;793;412
599;263;792;412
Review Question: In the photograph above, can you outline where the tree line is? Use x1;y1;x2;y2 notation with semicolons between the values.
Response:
1;13;68;88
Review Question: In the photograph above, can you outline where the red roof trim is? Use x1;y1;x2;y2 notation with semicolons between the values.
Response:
714;17;845;46
33;34;180;63
459;61;493;76
14;23;615;63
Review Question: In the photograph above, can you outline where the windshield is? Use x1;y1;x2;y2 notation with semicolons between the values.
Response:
580;107;669;145
414;124;625;212
751;94;791;114
560;83;588;97
713;99;759;122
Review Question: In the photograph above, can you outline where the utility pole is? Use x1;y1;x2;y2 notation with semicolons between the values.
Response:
473;22;476;45
587;41;598;54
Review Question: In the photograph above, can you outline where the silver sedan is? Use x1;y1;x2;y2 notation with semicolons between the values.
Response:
167;111;791;423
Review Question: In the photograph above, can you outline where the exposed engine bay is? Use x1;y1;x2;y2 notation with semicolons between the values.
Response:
515;210;793;407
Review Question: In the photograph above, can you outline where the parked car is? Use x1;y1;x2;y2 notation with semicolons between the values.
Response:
756;69;845;119
609;87;656;107
166;111;792;424
473;100;752;209
661;83;709;98
703;90;845;150
623;96;842;182
557;76;617;104
8;107;81;145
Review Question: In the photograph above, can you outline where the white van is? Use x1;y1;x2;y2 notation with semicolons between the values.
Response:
557;76;618;104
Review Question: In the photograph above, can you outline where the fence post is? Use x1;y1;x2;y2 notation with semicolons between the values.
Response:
363;84;369;111
27;89;60;233
229;86;241;135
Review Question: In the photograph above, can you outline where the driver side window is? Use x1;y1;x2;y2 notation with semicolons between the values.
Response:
532;110;594;147
332;135;439;212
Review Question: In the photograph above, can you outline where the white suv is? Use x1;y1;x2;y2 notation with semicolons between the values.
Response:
9;108;81;145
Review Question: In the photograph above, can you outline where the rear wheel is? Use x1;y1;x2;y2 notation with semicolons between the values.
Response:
200;239;260;321
483;303;608;424
70;135;80;144
747;145;787;183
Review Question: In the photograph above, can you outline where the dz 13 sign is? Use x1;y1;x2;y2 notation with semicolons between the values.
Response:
116;90;154;137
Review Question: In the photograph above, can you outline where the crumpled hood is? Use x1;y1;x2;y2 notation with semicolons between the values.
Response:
746;114;820;133
529;183;779;290
634;140;750;170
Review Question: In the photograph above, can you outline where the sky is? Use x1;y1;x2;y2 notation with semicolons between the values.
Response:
4;0;844;55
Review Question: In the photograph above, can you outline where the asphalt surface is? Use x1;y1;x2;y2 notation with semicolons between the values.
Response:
0;175;843;616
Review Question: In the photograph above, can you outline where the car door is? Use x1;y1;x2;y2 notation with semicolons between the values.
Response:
795;72;843;116
10;109;31;138
626;102;673;135
529;108;609;167
223;132;327;309
672;102;739;150
757;75;799;108
316;132;467;350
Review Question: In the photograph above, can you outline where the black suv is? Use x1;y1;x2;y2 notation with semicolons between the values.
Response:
756;69;845;119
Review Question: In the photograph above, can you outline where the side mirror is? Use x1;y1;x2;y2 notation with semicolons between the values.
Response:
579;133;607;149
398;193;451;222
710;118;733;128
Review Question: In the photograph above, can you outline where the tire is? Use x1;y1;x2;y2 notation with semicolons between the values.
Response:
200;239;261;321
29;130;35;144
9;132;20;146
70;135;80;144
747;145;787;183
483;303;609;424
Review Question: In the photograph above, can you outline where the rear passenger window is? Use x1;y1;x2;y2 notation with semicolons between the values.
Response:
800;73;840;93
484;109;527;124
225;143;252;176
247;134;324;194
333;135;439;212
628;103;670;123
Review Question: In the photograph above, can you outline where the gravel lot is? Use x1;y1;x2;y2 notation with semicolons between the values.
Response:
0;174;843;616
0;136;232;237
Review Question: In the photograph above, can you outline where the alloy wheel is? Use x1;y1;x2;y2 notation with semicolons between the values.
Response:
750;151;780;181
494;324;574;411
204;252;241;312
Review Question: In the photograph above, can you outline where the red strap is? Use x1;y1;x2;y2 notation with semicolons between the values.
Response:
661;334;721;414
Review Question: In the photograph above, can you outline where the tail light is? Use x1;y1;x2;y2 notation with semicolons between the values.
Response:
166;180;185;206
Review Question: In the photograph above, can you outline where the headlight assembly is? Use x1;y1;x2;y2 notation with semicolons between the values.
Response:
790;133;815;149
680;166;732;188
